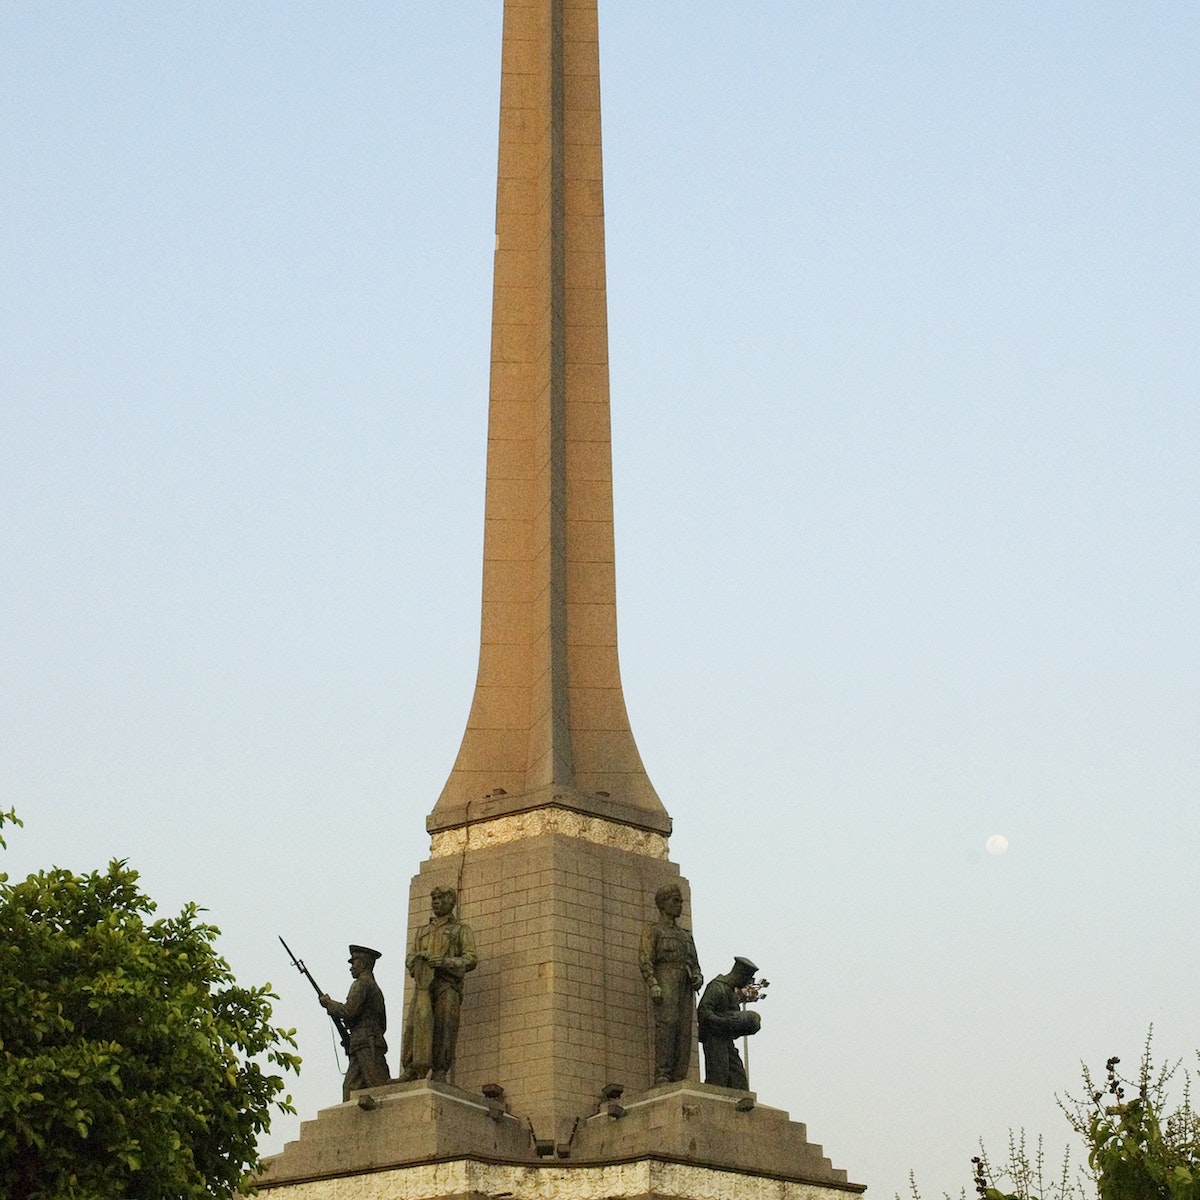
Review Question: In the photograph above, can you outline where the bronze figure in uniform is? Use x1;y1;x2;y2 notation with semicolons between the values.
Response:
638;884;703;1084
399;886;478;1082
320;944;389;1101
696;956;761;1090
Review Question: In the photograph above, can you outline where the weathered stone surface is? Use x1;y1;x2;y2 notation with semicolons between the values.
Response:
569;1082;859;1189
256;1081;536;1187
256;1082;864;1196
429;802;670;859
257;1156;860;1200
404;835;696;1147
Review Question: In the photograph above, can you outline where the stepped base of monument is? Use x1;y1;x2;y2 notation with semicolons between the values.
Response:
255;1080;864;1197
568;1080;859;1188
256;1080;535;1186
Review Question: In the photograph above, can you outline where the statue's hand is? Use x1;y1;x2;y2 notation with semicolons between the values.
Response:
650;984;663;1005
425;955;444;969
319;994;331;1010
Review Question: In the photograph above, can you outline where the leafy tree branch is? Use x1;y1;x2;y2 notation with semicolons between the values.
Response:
905;1036;1200;1200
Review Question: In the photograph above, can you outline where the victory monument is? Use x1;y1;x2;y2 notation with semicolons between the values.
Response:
258;3;863;1197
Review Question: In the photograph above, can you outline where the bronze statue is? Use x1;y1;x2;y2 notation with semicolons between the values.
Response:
398;886;478;1082
638;884;703;1084
319;944;390;1101
696;956;761;1090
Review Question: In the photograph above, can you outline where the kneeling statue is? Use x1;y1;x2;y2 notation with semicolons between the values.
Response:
697;956;761;1090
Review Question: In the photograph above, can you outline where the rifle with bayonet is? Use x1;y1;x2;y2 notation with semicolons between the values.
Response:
279;935;352;1054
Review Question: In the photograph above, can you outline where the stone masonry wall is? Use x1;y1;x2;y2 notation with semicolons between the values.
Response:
403;832;694;1144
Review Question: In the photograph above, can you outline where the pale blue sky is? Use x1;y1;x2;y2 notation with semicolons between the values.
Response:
3;4;1197;1195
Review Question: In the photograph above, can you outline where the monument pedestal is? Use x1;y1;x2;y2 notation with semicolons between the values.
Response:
256;1081;863;1199
256;1081;537;1187
569;1081;856;1187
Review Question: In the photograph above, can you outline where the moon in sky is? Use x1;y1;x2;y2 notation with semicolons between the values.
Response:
986;834;1009;856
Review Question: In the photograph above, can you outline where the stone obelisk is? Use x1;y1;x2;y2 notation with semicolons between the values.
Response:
430;0;666;833
406;0;684;1147
259;4;862;1195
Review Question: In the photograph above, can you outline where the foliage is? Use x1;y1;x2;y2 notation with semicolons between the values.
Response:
969;1130;1083;1200
1060;1047;1200;1200
903;1037;1200;1200
0;817;300;1200
0;805;22;852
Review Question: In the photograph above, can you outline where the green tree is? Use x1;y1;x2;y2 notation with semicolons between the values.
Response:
0;811;300;1199
903;1038;1200;1200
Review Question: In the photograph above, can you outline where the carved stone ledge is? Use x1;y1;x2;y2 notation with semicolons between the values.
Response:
256;1080;537;1188
567;1081;862;1192
257;1157;859;1200
429;806;670;860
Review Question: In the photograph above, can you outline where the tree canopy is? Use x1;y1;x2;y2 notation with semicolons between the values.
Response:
0;810;300;1199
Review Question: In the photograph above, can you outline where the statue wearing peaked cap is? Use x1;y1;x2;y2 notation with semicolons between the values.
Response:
697;956;761;1090
320;944;389;1100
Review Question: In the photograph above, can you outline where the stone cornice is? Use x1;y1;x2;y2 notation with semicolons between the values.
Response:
258;1157;864;1199
429;804;669;860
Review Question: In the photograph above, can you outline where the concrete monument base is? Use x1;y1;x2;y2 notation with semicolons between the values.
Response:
569;1081;858;1188
256;1080;537;1187
256;1160;857;1200
255;1081;863;1199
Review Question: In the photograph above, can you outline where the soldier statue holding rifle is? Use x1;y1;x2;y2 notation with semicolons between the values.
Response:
280;938;390;1101
317;944;389;1100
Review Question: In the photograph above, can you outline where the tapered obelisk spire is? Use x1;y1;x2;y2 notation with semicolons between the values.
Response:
430;0;668;836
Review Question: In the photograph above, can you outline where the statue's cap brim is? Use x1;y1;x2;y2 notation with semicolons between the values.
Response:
349;944;382;961
733;956;758;973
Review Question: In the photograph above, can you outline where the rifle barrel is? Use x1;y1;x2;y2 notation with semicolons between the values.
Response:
278;935;353;1054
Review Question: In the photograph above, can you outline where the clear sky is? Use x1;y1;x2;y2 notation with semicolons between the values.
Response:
3;4;1197;1196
